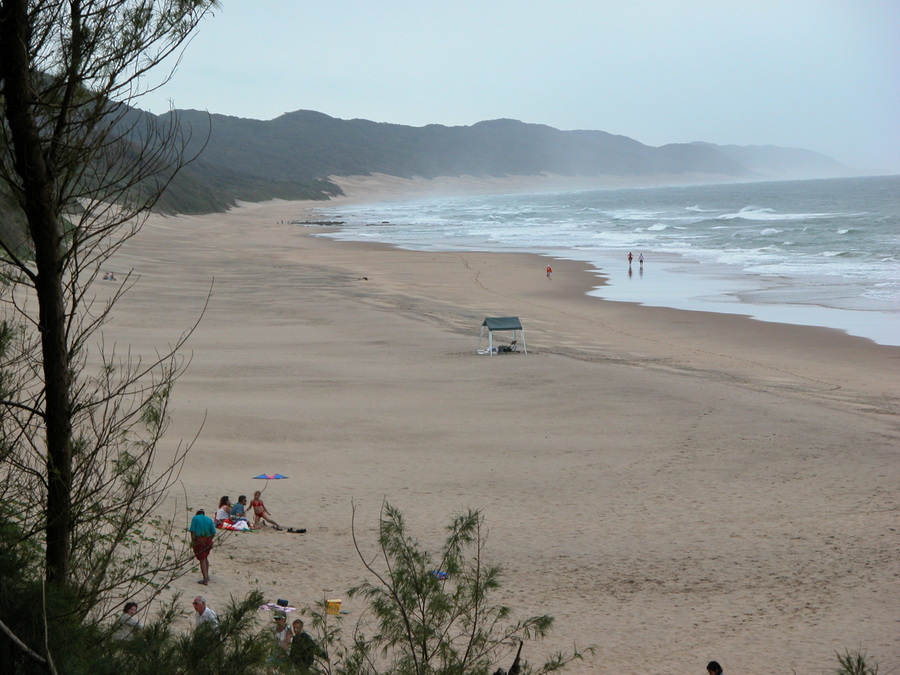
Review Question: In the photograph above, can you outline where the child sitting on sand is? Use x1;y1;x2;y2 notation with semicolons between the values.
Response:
249;490;281;530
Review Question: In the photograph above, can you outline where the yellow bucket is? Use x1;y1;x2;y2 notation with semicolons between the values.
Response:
326;599;342;615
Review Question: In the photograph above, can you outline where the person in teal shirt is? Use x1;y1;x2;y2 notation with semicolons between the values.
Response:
189;508;216;584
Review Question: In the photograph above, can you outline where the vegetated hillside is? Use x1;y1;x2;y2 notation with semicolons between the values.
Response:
168;110;752;185
148;108;343;214
2;107;852;218
156;109;852;214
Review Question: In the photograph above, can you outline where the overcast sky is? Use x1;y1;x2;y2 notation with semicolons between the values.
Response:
139;0;900;173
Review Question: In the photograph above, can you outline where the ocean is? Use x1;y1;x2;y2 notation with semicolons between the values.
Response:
315;175;900;346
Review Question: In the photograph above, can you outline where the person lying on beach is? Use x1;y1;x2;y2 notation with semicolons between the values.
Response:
250;490;282;530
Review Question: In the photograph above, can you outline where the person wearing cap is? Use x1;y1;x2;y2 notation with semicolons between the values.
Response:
189;508;216;585
273;613;291;653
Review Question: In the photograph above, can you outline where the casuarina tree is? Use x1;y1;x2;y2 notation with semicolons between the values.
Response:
0;0;219;670
302;503;592;675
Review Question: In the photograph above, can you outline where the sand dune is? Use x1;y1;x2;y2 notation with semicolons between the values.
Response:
99;181;899;674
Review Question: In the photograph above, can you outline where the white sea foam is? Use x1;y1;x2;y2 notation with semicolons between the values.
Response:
318;176;900;345
718;207;842;221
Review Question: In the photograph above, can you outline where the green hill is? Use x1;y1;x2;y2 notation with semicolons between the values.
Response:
155;109;850;214
2;107;852;218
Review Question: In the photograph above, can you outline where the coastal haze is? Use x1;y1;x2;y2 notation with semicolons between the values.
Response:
105;1;900;673
139;0;900;174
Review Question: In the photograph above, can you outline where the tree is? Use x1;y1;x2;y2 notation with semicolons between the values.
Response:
0;0;219;667
834;649;880;675
306;503;591;675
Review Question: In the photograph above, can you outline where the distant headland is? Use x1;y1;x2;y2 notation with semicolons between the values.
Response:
146;108;856;215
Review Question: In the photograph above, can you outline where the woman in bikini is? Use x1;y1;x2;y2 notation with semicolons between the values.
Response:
249;490;282;530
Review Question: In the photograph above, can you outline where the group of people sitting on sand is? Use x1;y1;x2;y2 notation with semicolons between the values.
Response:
214;491;280;530
212;491;307;534
189;490;307;585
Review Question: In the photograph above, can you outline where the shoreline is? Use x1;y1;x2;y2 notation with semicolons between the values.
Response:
101;188;899;673
310;175;900;347
300;223;897;401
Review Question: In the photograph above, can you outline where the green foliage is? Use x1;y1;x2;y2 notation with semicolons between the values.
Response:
0;584;272;675
164;108;764;205
1;1;221;669
307;503;590;675
153;157;342;215
834;649;879;675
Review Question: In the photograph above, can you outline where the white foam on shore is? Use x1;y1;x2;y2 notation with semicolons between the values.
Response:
570;250;900;346
314;175;900;347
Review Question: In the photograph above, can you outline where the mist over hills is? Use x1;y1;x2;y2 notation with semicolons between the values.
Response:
154;109;850;214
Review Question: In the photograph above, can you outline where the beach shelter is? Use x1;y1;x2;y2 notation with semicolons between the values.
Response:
478;317;527;355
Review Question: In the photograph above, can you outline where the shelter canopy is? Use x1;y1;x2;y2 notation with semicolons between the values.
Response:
478;316;527;355
481;317;522;331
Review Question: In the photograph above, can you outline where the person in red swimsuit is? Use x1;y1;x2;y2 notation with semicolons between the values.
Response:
250;490;282;530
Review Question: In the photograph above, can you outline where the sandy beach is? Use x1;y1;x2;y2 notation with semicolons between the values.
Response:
98;177;899;674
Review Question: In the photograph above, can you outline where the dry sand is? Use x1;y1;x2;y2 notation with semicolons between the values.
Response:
98;176;900;674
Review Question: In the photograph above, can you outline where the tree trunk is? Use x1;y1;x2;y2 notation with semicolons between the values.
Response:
0;0;74;587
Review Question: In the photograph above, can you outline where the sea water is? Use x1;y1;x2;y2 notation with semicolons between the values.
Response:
314;175;900;346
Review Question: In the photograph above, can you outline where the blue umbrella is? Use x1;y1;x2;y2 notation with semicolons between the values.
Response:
253;473;288;492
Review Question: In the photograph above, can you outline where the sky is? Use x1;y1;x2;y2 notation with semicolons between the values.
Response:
138;0;900;173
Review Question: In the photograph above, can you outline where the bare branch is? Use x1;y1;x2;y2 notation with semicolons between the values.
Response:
0;617;51;671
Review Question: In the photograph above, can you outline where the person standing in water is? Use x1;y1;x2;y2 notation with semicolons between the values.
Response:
627;252;633;266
